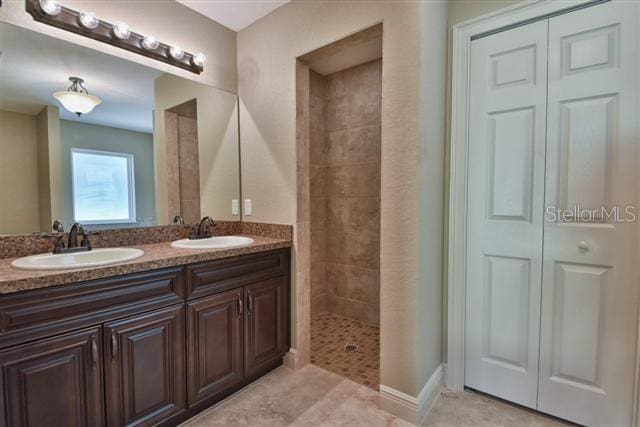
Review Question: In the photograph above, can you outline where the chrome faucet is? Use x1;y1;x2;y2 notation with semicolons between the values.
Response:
190;216;216;240
68;222;84;249
173;215;185;225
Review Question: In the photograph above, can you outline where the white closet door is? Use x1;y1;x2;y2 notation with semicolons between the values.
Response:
464;20;548;408
539;1;640;426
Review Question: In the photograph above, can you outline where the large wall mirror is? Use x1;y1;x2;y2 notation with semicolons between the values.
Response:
0;22;240;235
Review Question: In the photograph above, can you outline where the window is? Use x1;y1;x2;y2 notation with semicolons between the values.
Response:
71;148;136;224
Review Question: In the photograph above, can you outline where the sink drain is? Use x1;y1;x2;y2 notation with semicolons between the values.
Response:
344;344;359;353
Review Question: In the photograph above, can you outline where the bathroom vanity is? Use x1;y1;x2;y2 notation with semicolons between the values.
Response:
0;245;290;426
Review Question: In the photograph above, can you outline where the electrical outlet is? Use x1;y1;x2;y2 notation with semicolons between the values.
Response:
232;199;239;215
244;199;252;216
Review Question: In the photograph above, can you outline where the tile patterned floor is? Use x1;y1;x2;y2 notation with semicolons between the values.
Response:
182;365;569;427
310;312;379;390
425;390;571;426
181;365;411;427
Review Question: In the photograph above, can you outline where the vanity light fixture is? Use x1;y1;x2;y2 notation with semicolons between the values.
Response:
39;0;61;16
192;53;207;67
112;21;130;40
78;11;99;29
169;45;184;60
25;0;204;74
142;35;159;51
53;77;102;117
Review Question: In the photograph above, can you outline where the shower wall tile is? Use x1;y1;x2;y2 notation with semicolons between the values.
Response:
347;164;380;198
326;96;348;132
326;262;348;298
326;130;348;166
347;197;380;236
308;59;381;325
325;166;348;197
327;71;347;99
309;70;327;318
348;125;381;164
347;230;379;270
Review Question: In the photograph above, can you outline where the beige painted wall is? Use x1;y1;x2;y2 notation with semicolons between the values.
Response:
442;0;527;361
0;109;40;234
35;105;62;232
154;74;240;224
0;0;237;93
238;0;448;396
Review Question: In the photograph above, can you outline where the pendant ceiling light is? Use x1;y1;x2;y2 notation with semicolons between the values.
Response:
53;77;102;117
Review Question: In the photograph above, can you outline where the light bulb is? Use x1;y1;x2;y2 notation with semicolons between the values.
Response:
79;11;99;29
169;45;184;60
112;21;130;40
39;0;61;16
142;35;159;50
192;52;206;67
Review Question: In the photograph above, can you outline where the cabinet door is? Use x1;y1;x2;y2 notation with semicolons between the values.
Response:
104;305;185;426
187;289;244;405
0;326;104;427
244;277;287;377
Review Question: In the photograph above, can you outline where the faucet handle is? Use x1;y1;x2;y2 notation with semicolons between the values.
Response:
52;219;64;233
40;233;65;253
173;215;185;225
80;230;99;250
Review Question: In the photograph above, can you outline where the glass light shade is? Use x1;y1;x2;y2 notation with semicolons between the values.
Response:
112;21;130;40
39;0;61;16
192;52;206;67
142;35;159;50
53;91;102;116
169;45;184;60
79;11;99;29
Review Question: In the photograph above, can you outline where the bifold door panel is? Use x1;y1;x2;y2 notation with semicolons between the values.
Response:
538;2;639;425
465;19;548;409
464;2;639;425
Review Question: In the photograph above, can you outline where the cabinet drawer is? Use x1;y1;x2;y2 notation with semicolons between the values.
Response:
0;267;185;349
186;249;288;299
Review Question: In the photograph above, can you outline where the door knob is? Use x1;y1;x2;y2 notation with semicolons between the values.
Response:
578;241;590;251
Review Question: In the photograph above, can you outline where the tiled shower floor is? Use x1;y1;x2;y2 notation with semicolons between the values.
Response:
310;312;379;390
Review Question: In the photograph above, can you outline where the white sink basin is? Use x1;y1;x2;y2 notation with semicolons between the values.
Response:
171;236;254;250
11;247;144;271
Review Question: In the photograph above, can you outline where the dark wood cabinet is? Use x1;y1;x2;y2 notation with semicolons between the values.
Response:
187;289;244;406
0;326;104;427
104;305;186;426
0;248;290;426
244;277;287;377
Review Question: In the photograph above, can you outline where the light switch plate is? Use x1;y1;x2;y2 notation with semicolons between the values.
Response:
232;199;239;215
244;199;252;216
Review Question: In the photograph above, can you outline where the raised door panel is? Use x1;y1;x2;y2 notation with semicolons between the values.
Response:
187;289;244;406
465;19;548;409
540;2;639;425
0;326;104;427
244;277;287;377
104;305;185;427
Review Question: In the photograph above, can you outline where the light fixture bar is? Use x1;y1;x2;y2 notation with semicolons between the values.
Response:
25;0;204;74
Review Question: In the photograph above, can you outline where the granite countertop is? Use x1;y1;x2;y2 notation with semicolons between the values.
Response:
0;235;291;295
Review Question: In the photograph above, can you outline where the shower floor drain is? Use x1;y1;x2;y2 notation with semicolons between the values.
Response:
344;344;359;353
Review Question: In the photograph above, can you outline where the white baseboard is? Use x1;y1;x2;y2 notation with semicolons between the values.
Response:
380;364;443;425
283;348;298;369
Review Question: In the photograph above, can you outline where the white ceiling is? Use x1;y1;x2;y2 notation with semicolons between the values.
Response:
0;22;163;133
176;0;290;31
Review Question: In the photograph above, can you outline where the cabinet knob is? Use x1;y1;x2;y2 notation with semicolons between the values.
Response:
578;241;590;251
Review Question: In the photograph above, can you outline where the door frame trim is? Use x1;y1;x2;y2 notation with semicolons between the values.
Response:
446;0;619;392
